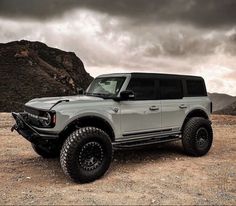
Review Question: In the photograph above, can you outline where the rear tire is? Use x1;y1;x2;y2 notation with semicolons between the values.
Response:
182;117;213;156
31;143;60;158
60;127;113;183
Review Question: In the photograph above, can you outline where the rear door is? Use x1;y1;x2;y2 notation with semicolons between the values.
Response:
160;78;187;131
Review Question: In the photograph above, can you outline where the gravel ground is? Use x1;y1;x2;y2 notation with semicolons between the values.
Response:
0;114;235;205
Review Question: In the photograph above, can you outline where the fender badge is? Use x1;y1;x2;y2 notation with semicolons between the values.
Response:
113;107;119;113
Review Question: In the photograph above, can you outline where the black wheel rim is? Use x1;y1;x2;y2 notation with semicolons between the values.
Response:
196;127;209;150
78;141;104;171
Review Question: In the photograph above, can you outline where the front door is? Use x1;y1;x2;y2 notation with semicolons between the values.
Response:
120;100;161;135
120;77;161;137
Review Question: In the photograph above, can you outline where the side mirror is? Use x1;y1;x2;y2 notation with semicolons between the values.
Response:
78;88;84;95
120;90;135;100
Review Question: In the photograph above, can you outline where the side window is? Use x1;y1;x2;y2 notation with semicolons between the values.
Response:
127;78;156;100
160;79;183;99
186;80;207;96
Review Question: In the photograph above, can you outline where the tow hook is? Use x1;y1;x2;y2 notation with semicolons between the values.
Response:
11;124;17;132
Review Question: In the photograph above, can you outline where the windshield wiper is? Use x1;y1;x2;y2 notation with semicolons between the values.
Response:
84;92;101;97
84;92;93;96
85;92;113;99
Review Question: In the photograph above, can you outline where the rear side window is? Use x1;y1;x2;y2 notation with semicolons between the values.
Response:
186;80;206;96
127;78;156;100
160;79;183;99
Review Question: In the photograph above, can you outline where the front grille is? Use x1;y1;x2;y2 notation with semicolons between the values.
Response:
24;106;44;127
24;106;55;128
24;106;42;116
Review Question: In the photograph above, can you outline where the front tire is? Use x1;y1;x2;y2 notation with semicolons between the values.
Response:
60;127;113;183
182;117;213;157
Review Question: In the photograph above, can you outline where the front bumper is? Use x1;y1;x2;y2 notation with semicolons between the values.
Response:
11;112;59;144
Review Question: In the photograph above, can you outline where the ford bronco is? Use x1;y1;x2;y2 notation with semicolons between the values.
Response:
12;73;213;183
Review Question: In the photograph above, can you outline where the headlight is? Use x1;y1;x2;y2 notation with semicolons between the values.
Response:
39;112;52;126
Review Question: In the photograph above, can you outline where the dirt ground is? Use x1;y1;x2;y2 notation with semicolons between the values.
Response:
0;114;235;205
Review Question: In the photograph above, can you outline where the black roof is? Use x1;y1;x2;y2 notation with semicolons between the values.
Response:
130;72;203;80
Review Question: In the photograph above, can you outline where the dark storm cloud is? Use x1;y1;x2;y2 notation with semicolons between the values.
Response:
1;0;236;95
0;0;236;27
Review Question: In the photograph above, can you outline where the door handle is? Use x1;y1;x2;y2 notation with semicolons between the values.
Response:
149;106;159;111
179;104;187;109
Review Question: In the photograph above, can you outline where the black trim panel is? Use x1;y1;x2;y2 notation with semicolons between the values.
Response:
113;134;181;149
123;128;172;137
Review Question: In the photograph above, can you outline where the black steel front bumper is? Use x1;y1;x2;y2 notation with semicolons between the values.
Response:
11;112;59;145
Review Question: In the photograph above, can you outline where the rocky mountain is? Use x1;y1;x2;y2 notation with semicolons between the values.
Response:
0;40;235;115
214;101;236;115
0;40;93;112
208;93;236;112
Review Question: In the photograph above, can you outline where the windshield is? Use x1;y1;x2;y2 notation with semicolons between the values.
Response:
86;77;126;98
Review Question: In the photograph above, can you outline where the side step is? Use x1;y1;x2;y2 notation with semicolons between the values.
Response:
113;135;181;149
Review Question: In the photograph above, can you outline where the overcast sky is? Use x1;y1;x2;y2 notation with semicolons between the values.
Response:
1;0;236;95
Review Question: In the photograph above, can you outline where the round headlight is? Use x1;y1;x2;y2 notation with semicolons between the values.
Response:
44;112;51;126
39;112;51;126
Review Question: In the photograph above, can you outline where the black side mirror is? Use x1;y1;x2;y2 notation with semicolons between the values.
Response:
120;90;135;100
78;88;84;95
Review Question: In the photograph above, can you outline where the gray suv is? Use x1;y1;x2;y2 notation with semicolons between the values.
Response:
12;73;213;183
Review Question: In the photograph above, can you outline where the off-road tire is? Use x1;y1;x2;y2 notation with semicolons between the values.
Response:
60;127;113;183
182;117;213;157
31;143;60;158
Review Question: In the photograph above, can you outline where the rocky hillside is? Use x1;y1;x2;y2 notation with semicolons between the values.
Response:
214;101;236;116
0;40;93;112
208;93;236;115
208;93;236;112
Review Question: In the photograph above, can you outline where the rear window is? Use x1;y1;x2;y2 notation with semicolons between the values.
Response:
127;78;156;100
160;79;183;99
186;80;206;96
